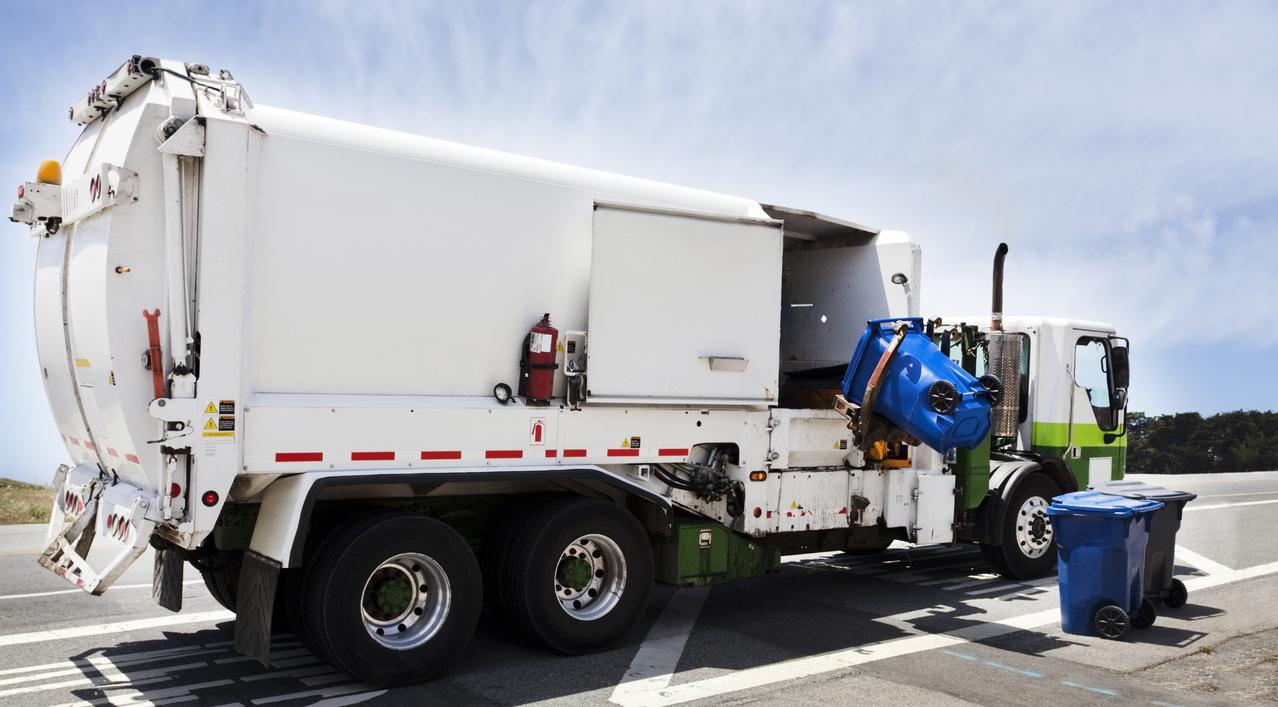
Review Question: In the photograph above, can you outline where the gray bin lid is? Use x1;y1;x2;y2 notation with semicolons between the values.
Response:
1094;479;1197;503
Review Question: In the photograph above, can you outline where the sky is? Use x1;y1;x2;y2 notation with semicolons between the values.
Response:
2;1;1277;484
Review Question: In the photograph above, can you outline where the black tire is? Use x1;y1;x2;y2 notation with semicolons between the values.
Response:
1131;598;1157;629
502;499;653;654
1094;604;1129;639
979;541;1012;576
482;497;552;623
198;549;291;633
986;474;1061;580
200;551;240;612
1164;578;1189;608
303;512;483;686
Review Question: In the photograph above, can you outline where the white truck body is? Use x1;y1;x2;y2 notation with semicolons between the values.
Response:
24;59;935;588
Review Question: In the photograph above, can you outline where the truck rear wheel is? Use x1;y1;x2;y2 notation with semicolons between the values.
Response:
982;473;1060;580
302;512;482;686
501;499;653;654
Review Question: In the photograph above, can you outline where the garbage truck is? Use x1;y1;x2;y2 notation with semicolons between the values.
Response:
11;56;1132;686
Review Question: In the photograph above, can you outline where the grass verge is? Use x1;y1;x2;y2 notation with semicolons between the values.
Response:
0;478;55;525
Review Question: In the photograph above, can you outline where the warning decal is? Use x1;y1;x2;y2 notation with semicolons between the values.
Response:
219;400;236;415
204;402;217;414
204;418;217;431
620;436;641;449
530;418;546;446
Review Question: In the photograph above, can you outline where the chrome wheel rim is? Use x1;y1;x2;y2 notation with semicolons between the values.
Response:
554;533;626;621
1015;495;1053;559
360;552;450;649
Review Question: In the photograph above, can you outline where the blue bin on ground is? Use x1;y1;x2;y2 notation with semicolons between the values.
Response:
842;317;992;452
1046;491;1163;639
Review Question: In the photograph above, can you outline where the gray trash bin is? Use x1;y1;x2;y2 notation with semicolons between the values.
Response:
1095;479;1197;608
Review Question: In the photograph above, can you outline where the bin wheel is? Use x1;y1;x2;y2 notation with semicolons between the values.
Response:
1094;604;1130;639
927;380;959;414
1164;578;1189;608
1130;598;1158;629
977;374;1003;405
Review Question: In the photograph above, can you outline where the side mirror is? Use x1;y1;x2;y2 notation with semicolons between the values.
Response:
1110;345;1130;390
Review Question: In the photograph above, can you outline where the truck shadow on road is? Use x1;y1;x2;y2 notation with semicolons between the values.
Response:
39;544;1229;705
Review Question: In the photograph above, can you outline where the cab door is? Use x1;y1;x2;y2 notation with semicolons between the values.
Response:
1066;333;1129;486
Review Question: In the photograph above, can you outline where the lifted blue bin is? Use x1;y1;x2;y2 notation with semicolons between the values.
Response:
842;318;993;452
1047;491;1163;639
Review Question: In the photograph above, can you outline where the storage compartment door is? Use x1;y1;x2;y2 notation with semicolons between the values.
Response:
587;204;782;405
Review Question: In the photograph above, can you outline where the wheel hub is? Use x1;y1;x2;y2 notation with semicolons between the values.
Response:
554;534;627;621
1014;495;1054;559
360;551;451;649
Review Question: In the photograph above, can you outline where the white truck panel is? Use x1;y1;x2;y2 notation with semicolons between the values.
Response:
587;204;783;405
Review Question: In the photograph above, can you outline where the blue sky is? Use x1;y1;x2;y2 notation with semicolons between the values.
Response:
2;1;1277;483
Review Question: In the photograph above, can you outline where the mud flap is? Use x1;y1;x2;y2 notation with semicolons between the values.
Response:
233;550;280;666
152;545;184;612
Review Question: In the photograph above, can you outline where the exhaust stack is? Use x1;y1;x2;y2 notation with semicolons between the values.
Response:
987;243;1022;439
991;242;1008;332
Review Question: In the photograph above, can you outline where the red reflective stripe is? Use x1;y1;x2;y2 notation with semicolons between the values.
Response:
125;453;141;464
658;448;689;456
68;436;80;446
107;448;119;458
545;450;558;458
607;449;640;457
276;452;323;463
421;450;462;460
84;441;96;450
485;450;523;459
351;451;395;461
563;449;587;457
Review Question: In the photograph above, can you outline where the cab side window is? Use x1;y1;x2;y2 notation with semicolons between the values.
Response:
1074;338;1116;430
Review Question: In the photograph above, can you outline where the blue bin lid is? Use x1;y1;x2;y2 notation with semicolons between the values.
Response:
1046;490;1163;517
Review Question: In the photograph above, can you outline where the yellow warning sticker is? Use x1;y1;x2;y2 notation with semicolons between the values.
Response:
202;431;234;438
204;402;217;414
74;358;90;368
204;418;217;430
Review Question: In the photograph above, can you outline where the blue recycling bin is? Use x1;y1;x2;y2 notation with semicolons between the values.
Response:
842;318;992;452
1046;491;1164;639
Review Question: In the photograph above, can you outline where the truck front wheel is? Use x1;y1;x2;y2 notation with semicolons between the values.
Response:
501;499;653;654
982;473;1060;580
302;512;482;686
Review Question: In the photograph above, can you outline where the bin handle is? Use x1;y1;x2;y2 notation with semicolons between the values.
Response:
857;322;910;451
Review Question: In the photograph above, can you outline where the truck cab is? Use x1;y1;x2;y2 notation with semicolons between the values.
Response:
935;316;1131;577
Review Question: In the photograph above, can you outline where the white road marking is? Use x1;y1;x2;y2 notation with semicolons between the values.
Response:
0;609;233;648
1185;498;1278;512
941;573;1002;591
608;587;711;705
251;682;381;705
1174;545;1234;575
0;579;202;601
1196;490;1278;499
608;557;1278;706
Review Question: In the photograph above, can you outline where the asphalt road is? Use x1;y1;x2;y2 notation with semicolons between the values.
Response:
0;471;1275;706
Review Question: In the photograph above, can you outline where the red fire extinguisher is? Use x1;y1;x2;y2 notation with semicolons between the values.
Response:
520;313;559;405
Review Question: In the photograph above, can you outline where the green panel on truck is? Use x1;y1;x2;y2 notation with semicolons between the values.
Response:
953;436;991;510
655;520;780;587
1032;421;1126;487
